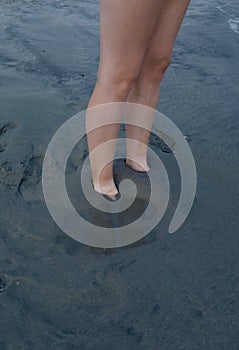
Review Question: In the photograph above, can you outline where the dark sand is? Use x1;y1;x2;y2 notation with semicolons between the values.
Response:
0;0;239;349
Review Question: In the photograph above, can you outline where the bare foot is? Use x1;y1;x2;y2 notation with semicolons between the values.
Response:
92;178;119;200
125;157;150;172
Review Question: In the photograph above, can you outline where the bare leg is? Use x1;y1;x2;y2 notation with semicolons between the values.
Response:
86;0;162;197
125;0;191;172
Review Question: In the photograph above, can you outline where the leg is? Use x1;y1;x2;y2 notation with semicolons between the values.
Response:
86;0;163;196
125;0;191;172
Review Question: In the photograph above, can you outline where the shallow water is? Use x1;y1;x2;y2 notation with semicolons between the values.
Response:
0;0;239;349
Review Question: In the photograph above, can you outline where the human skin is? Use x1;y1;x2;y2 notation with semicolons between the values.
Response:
86;0;191;198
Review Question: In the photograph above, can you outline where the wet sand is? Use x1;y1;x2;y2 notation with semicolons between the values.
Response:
0;0;239;349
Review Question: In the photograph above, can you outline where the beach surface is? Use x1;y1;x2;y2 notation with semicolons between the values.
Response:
0;0;239;349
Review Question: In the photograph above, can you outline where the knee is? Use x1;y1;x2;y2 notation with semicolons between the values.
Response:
140;55;172;84
97;66;139;99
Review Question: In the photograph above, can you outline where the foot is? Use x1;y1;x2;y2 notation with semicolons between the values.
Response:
125;157;150;172
92;178;119;200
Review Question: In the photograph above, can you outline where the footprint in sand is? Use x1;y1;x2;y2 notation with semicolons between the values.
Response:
17;154;43;201
0;121;17;153
0;275;12;293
